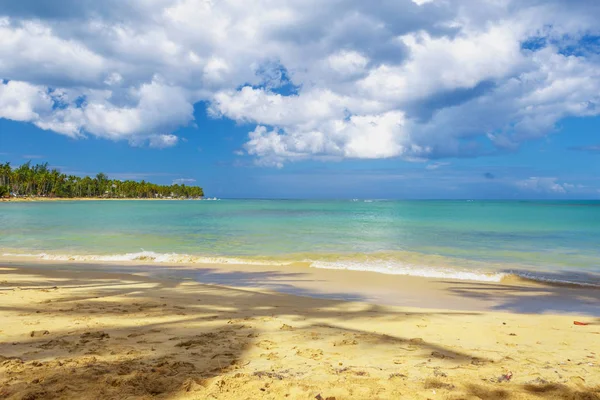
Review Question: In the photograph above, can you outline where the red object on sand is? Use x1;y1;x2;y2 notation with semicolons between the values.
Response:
574;321;589;326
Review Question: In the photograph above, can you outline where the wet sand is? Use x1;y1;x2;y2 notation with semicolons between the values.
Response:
0;261;599;399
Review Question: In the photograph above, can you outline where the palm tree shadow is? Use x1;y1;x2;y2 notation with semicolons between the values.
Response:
440;269;600;315
1;266;490;399
464;382;600;400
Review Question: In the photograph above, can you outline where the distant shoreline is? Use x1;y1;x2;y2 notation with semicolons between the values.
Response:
1;197;204;202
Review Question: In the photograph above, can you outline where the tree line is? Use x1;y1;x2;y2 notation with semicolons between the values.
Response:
0;162;204;199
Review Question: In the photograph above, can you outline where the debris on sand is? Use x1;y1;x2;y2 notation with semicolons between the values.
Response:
433;369;447;378
496;371;513;383
30;330;49;338
80;331;110;341
315;394;336;400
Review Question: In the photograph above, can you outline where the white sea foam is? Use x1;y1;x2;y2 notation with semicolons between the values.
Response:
3;251;502;282
3;251;599;286
310;260;506;282
1;251;292;266
310;260;600;286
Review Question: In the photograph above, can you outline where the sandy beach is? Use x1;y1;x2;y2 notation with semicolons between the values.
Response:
0;261;599;399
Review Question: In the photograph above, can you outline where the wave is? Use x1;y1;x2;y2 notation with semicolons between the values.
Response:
502;271;600;288
3;250;599;287
311;260;600;287
1;251;296;266
310;260;505;282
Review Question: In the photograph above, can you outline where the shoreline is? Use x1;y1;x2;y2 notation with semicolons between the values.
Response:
4;250;600;290
0;261;599;399
3;257;600;316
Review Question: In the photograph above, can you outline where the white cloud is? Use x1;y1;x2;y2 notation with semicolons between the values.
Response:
426;162;450;170
147;134;179;149
326;50;369;77
358;23;526;103
0;80;52;121
0;19;105;86
516;177;569;194
172;178;196;185
243;111;411;167
1;1;600;160
2;78;192;144
104;73;123;86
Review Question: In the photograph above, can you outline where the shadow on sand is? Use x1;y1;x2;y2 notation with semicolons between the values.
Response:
1;265;599;399
441;269;600;315
0;265;485;399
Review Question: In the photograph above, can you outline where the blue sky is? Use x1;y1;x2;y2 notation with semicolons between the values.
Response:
1;0;599;199
2;106;599;199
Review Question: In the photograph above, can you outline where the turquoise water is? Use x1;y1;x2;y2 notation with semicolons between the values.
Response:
1;200;599;284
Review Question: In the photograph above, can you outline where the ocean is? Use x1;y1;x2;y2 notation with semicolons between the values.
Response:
1;199;599;286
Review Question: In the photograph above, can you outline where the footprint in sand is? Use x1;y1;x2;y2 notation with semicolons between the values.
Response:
79;331;110;343
175;332;221;349
255;340;277;350
333;339;358;347
260;352;280;361
37;339;71;350
431;351;454;360
308;332;322;340
296;348;324;360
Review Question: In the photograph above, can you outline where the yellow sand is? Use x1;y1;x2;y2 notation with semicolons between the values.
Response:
0;264;599;400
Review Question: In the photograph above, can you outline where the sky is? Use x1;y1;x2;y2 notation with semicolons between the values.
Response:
0;0;599;199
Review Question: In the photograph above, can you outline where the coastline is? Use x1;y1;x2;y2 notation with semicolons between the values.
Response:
2;257;600;315
1;197;204;202
0;261;599;399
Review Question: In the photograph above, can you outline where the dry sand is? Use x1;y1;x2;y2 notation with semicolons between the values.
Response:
0;263;599;400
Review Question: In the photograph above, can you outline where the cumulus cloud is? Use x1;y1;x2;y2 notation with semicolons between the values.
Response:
0;80;53;121
242;111;411;167
1;1;600;161
1;78;193;144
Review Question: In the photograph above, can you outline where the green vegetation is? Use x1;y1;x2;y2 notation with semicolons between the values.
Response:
0;162;204;199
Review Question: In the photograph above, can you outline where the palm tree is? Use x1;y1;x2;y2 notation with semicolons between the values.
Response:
0;161;204;199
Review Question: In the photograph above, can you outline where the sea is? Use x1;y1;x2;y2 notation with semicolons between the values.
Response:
1;199;599;286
